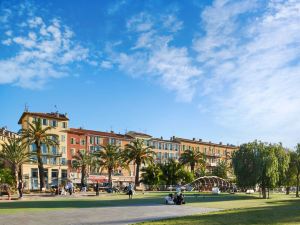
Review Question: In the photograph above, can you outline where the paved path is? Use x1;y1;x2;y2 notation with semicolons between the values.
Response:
0;204;220;225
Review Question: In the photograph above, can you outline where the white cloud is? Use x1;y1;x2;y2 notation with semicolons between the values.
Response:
100;60;113;69
127;13;154;32
0;11;90;88
110;12;200;102
193;0;300;145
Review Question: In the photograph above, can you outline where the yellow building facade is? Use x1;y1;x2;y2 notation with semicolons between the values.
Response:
18;112;69;190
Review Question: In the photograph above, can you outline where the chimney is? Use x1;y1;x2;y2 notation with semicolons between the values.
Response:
160;136;163;140
193;138;196;141
199;139;202;142
219;142;222;145
111;131;114;134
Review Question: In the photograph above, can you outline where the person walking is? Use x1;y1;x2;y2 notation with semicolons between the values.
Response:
18;180;24;199
69;181;73;195
128;183;133;199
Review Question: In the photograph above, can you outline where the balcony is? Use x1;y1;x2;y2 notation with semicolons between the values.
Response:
31;151;62;157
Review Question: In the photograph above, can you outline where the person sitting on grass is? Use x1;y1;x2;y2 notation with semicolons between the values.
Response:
164;193;174;205
174;193;185;205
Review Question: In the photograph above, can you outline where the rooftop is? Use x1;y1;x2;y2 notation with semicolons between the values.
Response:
69;128;132;140
18;112;69;124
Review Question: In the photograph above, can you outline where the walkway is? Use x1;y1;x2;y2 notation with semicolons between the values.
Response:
0;204;220;225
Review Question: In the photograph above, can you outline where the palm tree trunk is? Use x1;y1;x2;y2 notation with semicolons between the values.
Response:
191;164;195;174
81;166;86;188
14;165;19;189
135;163;140;190
108;168;112;188
296;173;300;198
36;142;45;191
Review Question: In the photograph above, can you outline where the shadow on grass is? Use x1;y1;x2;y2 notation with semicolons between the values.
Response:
0;193;259;210
138;198;300;225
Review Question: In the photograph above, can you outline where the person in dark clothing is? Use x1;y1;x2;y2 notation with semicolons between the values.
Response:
95;182;99;196
18;180;23;199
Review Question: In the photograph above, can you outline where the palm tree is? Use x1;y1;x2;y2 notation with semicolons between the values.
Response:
124;139;155;189
95;144;126;188
140;164;162;190
72;150;94;189
179;149;205;174
19;120;59;191
159;159;194;186
0;138;32;187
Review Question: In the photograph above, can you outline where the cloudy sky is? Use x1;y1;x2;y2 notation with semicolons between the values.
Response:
0;0;299;148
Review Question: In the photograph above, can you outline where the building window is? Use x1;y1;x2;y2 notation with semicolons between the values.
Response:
50;120;57;127
42;119;48;126
62;169;67;179
31;143;37;152
41;144;47;154
42;156;47;164
70;148;75;156
31;168;38;178
61;158;66;165
90;136;94;144
50;157;57;165
51;169;58;178
61;135;66;142
70;138;75;144
62;122;67;128
80;139;86;146
182;145;186;151
61;146;66;154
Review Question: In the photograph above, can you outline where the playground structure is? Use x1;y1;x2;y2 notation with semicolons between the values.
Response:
184;176;235;192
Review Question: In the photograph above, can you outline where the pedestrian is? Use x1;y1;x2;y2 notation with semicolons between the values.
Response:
128;183;133;199
69;181;73;195
95;182;99;196
18;180;24;199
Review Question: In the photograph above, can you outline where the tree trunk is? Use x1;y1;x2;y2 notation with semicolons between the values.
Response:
36;142;45;191
14;165;19;189
81;166;86;188
191;164;195;174
135;163;140;190
262;186;267;199
296;173;299;198
108;168;112;188
286;186;290;195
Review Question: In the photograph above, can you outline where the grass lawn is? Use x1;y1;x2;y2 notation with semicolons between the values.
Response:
137;193;300;225
1;192;300;224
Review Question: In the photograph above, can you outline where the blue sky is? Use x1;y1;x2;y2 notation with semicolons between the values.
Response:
0;0;300;148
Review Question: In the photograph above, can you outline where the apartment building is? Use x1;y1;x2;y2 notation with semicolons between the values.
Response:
0;127;19;150
18;112;69;190
174;137;237;173
66;128;135;186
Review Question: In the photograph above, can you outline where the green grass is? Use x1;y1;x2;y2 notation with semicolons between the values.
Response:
1;192;300;224
137;193;300;225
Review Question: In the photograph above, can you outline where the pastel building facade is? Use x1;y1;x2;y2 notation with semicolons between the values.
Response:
2;111;237;189
18;112;69;190
66;128;135;185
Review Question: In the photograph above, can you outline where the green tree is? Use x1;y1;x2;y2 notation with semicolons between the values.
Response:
0;138;32;187
20;120;59;191
257;144;279;199
294;144;300;197
179;149;205;174
140;164;162;190
159;159;194;186
124;139;155;189
72;150;94;188
232;141;261;189
95;144;126;188
0;168;14;186
284;151;297;195
273;143;290;187
212;160;229;179
232;141;280;199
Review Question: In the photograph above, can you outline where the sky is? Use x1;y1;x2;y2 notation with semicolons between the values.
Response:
0;0;299;148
